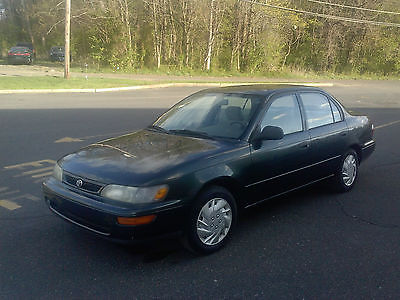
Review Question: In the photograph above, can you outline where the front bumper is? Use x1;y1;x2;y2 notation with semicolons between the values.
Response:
43;178;188;242
50;55;64;61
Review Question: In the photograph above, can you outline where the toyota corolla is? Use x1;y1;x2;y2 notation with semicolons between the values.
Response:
43;85;375;254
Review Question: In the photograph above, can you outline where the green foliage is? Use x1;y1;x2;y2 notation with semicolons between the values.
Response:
1;0;399;77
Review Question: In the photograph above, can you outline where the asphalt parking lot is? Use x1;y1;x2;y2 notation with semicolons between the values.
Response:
0;82;399;298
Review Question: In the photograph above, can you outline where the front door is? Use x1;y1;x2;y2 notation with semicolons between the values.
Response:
246;93;312;206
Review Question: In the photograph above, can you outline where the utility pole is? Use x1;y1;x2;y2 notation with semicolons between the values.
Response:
64;0;71;79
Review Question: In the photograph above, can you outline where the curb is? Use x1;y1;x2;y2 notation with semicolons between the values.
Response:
0;82;334;94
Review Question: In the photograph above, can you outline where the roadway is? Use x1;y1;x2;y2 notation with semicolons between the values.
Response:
0;82;400;298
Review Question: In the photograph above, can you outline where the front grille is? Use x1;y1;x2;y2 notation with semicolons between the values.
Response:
63;172;104;194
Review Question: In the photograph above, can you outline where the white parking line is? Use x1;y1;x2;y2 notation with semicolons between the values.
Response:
31;172;53;179
22;194;41;202
0;192;42;210
4;159;56;170
54;137;84;143
54;130;131;144
0;190;19;197
0;200;21;210
375;120;400;130
15;166;54;177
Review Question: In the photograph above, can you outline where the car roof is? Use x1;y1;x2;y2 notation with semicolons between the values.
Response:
200;84;324;96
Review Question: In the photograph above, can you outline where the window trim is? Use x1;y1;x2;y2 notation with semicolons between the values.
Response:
328;98;344;123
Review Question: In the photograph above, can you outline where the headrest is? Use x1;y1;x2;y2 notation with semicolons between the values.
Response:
225;106;243;121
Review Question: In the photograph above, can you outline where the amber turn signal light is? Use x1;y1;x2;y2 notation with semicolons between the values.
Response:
154;186;168;201
117;215;156;226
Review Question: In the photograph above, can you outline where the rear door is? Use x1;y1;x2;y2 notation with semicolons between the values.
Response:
298;92;348;178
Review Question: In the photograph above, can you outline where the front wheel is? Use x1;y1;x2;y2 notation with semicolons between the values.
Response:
184;186;237;254
332;149;359;192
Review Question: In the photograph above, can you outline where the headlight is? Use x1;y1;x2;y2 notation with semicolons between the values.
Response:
53;163;63;181
101;184;168;204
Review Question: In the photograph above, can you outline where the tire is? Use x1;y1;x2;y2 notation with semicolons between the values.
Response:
184;186;237;254
332;149;359;192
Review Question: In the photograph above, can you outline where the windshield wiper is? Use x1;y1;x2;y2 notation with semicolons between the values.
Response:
147;125;170;134
169;129;214;140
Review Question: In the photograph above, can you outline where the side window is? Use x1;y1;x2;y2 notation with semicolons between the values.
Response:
260;94;303;135
301;93;334;129
330;100;342;122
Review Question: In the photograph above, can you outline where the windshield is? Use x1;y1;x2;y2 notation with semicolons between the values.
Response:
153;93;263;139
51;47;64;53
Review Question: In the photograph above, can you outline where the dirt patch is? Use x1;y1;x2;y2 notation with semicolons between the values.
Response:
0;64;63;77
0;61;314;83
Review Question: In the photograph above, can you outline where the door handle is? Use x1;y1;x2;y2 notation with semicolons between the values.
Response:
300;141;310;148
340;132;347;136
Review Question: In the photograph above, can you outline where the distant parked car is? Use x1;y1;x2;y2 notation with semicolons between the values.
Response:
7;46;34;65
50;46;68;62
16;42;35;58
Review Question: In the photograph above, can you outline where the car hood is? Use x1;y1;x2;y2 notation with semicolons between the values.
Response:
59;129;233;186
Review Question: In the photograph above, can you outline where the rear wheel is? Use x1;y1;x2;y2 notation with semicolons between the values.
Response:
333;149;359;192
184;186;237;254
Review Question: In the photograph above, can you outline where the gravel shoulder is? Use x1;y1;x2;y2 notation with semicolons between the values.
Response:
0;62;352;83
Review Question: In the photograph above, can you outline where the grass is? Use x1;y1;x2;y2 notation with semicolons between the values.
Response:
0;75;288;90
0;75;302;90
69;66;400;81
0;76;160;90
1;58;398;90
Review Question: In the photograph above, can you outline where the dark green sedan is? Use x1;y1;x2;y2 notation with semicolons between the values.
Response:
43;85;375;254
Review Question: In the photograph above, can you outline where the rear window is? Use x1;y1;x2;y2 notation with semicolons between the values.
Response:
300;93;334;129
10;47;30;53
16;43;33;49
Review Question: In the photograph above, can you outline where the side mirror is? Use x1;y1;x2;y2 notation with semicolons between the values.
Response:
251;126;284;149
255;126;284;141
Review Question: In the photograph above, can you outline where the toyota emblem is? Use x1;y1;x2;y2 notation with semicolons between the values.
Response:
76;179;83;188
